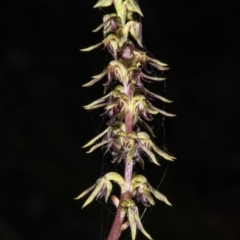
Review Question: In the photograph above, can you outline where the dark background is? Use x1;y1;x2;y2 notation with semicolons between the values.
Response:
1;0;240;239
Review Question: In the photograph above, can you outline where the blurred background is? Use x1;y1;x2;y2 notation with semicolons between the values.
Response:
1;0;240;239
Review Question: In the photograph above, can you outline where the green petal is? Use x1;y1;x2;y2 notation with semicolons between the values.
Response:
83;103;107;110
136;131;150;140
82;71;107;87
146;55;168;66
82;179;105;208
151;188;172;206
81;41;104;52
74;184;96;200
151;142;176;161
113;136;122;150
84;102;107;110
105;180;112;203
83;127;109;148
141;144;160;166
138;118;157;137
145;89;173;103
143;184;155;206
105;99;119;110
121;221;129;231
129;21;143;47
149;62;169;71
117;110;127;121
92;22;105;32
128;207;137;240
134;206;153;239
141;72;166;81
83;92;110;109
105;172;125;189
138;157;145;169
93;0;113;8
111;195;120;208
109;61;128;81
146;194;155;206
151;106;176;117
86;139;110;153
92;71;108;79
121;199;135;207
132;94;144;101
142;101;159;114
131;174;147;184
82;78;103;87
125;0;143;16
105;172;124;182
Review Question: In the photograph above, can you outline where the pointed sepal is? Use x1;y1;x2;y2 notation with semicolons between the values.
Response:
94;0;113;8
121;199;153;240
125;0;144;17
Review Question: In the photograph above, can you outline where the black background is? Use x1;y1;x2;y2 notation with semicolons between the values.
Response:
1;0;240;239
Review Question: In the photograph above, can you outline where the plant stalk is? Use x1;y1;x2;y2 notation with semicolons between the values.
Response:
106;93;134;240
78;1;175;239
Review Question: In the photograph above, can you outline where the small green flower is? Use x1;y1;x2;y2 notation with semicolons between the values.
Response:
81;34;119;58
131;175;172;206
82;60;127;92
121;199;152;240
83;120;175;166
75;172;125;208
93;14;122;37
133;51;169;71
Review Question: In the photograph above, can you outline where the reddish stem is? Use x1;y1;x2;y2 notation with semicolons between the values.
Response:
106;110;133;240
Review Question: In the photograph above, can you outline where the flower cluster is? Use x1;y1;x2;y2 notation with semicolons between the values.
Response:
76;0;175;239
